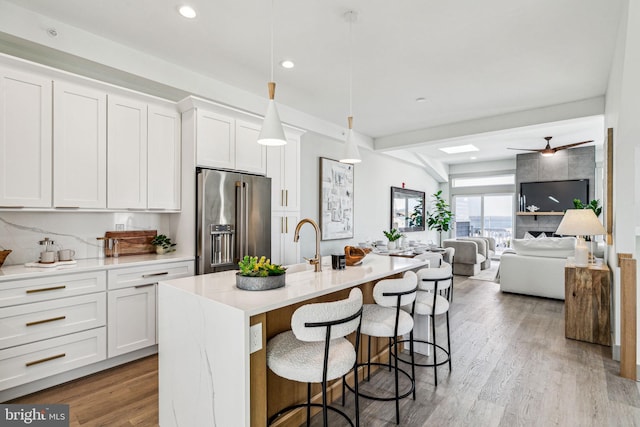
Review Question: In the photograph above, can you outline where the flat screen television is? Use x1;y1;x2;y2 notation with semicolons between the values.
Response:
520;179;589;212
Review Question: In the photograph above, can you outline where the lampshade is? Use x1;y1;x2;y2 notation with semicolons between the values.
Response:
340;117;361;164
556;209;606;236
258;88;286;146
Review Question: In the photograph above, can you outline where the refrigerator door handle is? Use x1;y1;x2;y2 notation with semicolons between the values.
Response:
236;181;249;259
242;181;249;256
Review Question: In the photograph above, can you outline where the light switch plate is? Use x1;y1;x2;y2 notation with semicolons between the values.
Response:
250;323;263;353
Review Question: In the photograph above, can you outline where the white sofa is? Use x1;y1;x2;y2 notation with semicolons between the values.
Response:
499;237;576;300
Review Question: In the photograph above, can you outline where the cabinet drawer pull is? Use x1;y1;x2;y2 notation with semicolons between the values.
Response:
26;315;66;327
55;206;80;209
26;285;66;294
141;272;169;278
134;283;155;289
0;205;25;208
285;189;288;206
26;353;66;367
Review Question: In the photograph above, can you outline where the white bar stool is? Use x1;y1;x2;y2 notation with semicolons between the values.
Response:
398;263;453;386
346;271;418;425
266;288;363;427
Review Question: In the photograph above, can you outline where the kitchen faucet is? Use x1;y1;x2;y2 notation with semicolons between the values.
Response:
293;218;322;272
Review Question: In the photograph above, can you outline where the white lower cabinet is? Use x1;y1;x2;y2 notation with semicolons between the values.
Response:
107;284;156;357
0;328;106;391
106;260;194;357
0;259;193;396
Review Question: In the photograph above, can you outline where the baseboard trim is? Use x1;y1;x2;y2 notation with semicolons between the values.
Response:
0;345;158;402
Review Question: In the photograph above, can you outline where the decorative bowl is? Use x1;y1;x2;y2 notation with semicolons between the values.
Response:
0;250;11;268
345;246;371;266
236;273;285;291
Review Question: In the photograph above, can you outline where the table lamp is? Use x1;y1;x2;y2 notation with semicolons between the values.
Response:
556;209;606;267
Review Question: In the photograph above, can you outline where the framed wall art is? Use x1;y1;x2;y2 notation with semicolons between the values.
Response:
319;157;354;240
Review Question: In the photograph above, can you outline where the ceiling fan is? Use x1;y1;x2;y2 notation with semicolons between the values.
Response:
508;136;593;157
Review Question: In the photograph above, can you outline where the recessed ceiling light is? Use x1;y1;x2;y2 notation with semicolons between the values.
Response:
415;97;427;103
470;156;477;160
178;5;197;18
439;144;479;154
47;28;58;38
280;60;295;69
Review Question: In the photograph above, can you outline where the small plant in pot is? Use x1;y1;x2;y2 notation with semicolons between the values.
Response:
383;228;404;250
237;256;286;291
151;234;176;255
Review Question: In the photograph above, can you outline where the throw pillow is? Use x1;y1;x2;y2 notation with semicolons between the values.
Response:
523;232;536;239
536;232;547;239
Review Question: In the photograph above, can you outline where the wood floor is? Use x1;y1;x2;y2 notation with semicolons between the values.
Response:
9;276;640;426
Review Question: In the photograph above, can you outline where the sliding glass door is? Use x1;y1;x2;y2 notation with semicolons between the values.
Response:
453;194;513;255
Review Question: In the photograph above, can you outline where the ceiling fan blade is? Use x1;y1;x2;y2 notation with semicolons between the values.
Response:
507;147;543;152
552;140;594;151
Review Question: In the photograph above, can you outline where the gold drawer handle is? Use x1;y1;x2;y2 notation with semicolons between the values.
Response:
141;272;169;278
26;285;66;294
26;315;66;327
26;353;66;367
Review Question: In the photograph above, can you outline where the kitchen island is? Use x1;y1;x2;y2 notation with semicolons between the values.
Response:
158;254;427;427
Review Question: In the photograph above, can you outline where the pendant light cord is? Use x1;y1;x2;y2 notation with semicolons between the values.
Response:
270;0;275;82
348;12;353;120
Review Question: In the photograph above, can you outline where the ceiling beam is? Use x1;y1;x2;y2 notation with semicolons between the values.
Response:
374;96;605;151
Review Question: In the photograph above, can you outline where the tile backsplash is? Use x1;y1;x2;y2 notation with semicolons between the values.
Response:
0;212;172;266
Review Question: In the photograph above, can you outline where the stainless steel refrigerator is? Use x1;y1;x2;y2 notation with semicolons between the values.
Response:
197;168;271;274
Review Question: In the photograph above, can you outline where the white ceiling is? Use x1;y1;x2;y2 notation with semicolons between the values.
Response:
0;0;624;164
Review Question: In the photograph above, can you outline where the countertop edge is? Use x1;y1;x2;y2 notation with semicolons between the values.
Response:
0;253;196;281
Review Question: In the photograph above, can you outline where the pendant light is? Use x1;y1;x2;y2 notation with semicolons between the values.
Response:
257;0;287;146
340;11;362;164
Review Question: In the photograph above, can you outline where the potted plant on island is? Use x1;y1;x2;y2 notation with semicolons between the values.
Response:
151;234;177;255
236;255;287;291
427;190;453;247
383;228;404;250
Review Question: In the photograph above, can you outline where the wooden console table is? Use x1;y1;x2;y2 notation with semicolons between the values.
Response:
564;262;611;346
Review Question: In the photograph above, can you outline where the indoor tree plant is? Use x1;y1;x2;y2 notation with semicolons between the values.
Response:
427;190;453;246
572;198;602;217
383;228;404;250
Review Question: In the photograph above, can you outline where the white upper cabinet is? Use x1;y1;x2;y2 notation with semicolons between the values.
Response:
196;109;235;170
182;98;267;175
271;212;300;265
53;81;107;208
235;119;266;175
267;134;300;212
148;105;181;210
107;95;148;209
0;67;52;208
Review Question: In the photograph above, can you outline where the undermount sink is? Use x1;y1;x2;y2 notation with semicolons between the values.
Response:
285;256;332;274
285;263;315;274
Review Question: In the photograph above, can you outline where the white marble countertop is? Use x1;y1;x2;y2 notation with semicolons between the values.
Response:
0;253;195;281
159;254;427;316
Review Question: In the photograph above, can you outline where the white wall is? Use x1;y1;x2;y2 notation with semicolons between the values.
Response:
604;0;640;368
297;132;440;258
0;212;174;265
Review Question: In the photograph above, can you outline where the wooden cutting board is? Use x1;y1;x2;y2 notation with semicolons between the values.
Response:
103;230;157;257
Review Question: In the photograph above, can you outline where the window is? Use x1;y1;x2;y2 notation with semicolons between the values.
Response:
454;194;514;255
451;174;515;188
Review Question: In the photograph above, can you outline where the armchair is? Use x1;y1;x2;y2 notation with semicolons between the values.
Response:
459;237;495;269
442;239;486;276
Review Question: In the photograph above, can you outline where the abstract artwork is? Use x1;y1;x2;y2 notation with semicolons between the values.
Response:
320;157;354;240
